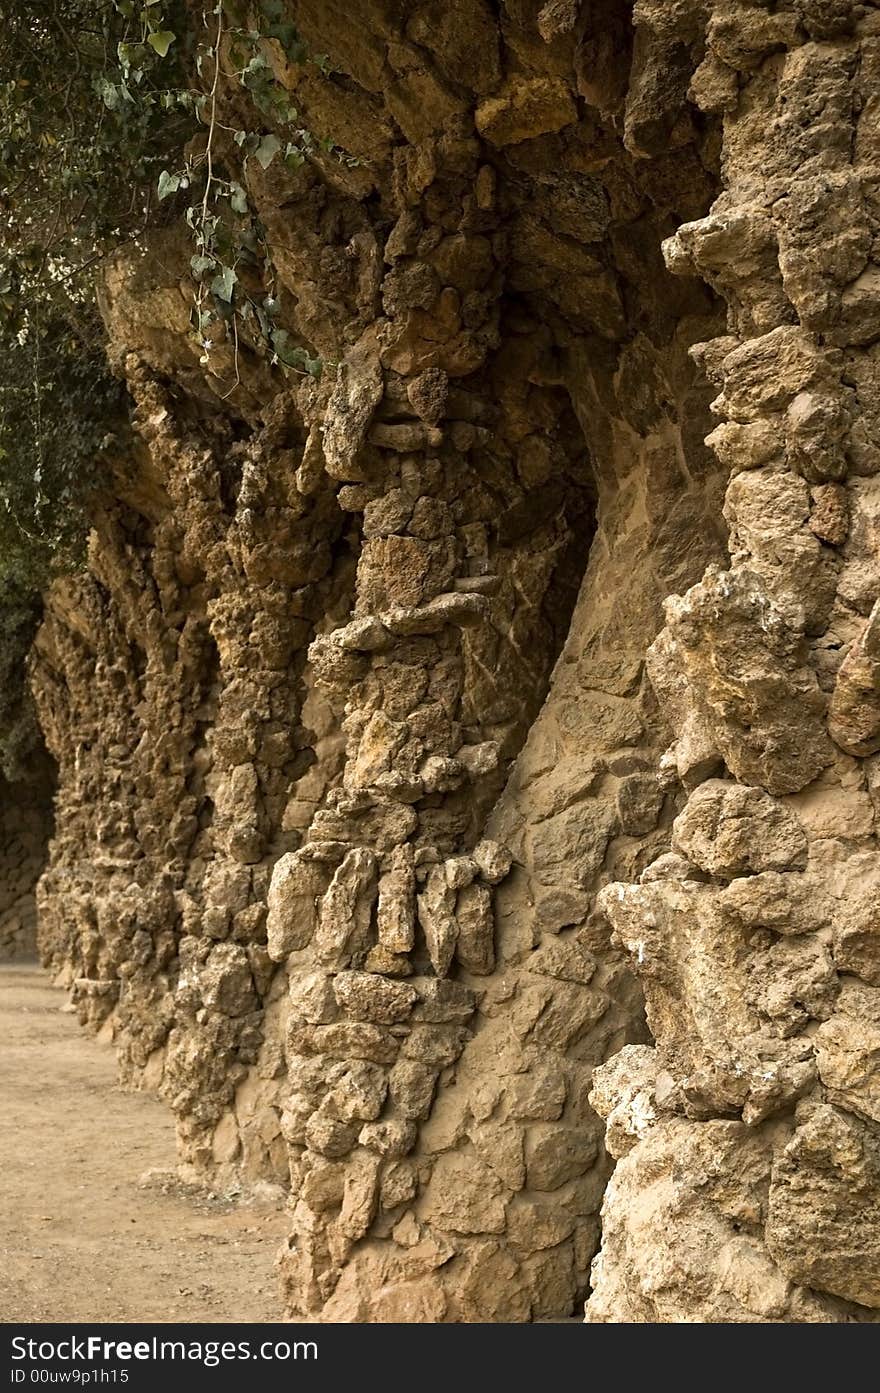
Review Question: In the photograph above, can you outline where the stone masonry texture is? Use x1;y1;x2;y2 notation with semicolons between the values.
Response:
19;0;880;1322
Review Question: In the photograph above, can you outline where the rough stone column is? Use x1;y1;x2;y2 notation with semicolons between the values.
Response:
261;0;731;1326
266;151;609;1317
588;0;880;1323
31;357;351;1184
264;207;731;1317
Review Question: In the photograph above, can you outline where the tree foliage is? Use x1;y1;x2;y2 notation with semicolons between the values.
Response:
0;2;344;778
0;0;193;775
0;0;197;579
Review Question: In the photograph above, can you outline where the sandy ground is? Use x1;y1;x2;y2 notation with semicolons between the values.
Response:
0;963;287;1323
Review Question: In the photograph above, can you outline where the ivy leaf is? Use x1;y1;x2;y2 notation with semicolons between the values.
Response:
211;266;237;302
270;328;304;366
242;54;269;79
255;133;281;169
229;183;248;215
96;78;122;111
270;329;320;376
190;254;215;278
147;31;176;57
157;169;181;199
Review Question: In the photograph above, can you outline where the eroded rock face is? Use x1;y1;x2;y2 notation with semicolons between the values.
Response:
586;0;880;1325
30;0;880;1326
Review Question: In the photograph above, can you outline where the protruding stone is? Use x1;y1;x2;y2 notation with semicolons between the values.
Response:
313;848;378;968
672;779;808;878
454;882;495;975
377;843;416;954
473;839;512;884
475;77;577;147
333;970;417;1024
417;865;458;978
266;852;326;960
828;601;880;756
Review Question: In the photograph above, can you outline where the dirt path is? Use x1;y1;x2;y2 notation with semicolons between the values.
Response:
0;964;287;1323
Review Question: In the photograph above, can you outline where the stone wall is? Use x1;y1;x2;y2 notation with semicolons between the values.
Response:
586;0;880;1325
28;0;880;1324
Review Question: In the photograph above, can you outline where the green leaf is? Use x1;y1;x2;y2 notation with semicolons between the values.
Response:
242;54;269;78
211;266;237;302
229;183;248;215
147;30;176;57
190;254;215;278
270;328;319;372
96;78;122;112
157;169;180;199
255;133;281;169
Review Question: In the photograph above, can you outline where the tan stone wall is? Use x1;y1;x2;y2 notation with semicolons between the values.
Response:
31;0;880;1325
28;0;728;1320
586;0;880;1326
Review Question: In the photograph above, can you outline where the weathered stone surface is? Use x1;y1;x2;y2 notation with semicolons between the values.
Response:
671;780;809;879
32;0;880;1331
587;1116;837;1323
828;600;880;756
662;570;834;795
816;1016;880;1125
376;843;415;954
313;849;377;968
416;866;457;979
420;1152;508;1234
475;78;577;147
333;970;417;1024
599;876;819;1125
586;6;880;1326
266;852;324;960
767;1106;880;1309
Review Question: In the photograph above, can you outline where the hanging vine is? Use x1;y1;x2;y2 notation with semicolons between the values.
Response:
0;0;353;773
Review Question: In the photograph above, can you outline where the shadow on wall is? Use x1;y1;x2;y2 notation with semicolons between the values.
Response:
0;761;55;962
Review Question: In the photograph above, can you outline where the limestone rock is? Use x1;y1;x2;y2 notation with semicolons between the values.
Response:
767;1105;880;1309
266;852;325;960
28;0;880;1331
333;970;417;1025
828;600;880;756
475;78;577;147
671;780;809;879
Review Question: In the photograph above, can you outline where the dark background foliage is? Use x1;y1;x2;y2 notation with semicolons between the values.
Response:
0;0;193;777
